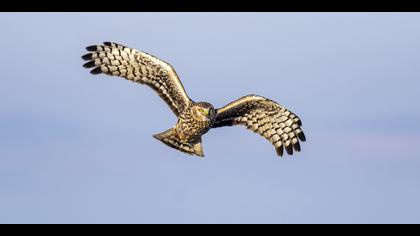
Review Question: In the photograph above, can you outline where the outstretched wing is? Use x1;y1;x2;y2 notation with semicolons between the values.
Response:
82;42;192;116
212;95;306;156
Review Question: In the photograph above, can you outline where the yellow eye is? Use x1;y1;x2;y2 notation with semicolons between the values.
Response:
198;108;207;115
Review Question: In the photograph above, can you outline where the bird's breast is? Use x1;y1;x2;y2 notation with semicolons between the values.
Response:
175;112;213;141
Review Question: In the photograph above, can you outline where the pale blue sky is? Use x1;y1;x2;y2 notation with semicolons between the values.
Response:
0;13;419;223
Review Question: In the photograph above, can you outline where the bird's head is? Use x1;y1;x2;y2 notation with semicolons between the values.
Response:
192;102;216;122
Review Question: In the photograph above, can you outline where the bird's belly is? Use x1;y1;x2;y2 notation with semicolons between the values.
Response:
175;120;210;142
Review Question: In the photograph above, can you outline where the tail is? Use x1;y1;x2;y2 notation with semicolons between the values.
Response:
153;128;205;157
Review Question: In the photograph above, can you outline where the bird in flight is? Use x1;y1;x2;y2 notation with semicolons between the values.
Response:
82;42;306;157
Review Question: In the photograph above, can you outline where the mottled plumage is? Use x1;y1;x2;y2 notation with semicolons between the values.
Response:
213;95;305;156
82;42;306;157
82;42;190;116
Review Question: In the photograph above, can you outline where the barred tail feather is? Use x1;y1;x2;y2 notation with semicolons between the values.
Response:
153;128;204;157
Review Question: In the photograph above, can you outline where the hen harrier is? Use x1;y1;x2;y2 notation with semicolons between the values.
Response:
82;42;306;157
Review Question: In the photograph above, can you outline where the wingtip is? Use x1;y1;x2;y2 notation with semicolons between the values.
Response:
275;146;284;157
285;144;293;155
86;45;97;51
83;61;95;68
293;141;301;152
298;131;306;142
90;67;102;74
81;53;92;60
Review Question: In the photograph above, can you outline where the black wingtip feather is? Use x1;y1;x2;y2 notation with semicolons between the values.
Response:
285;144;293;155
298;132;306;142
90;67;102;74
103;42;112;46
83;61;96;68
81;53;92;60
276;147;284;157
86;45;97;51
293;141;301;152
